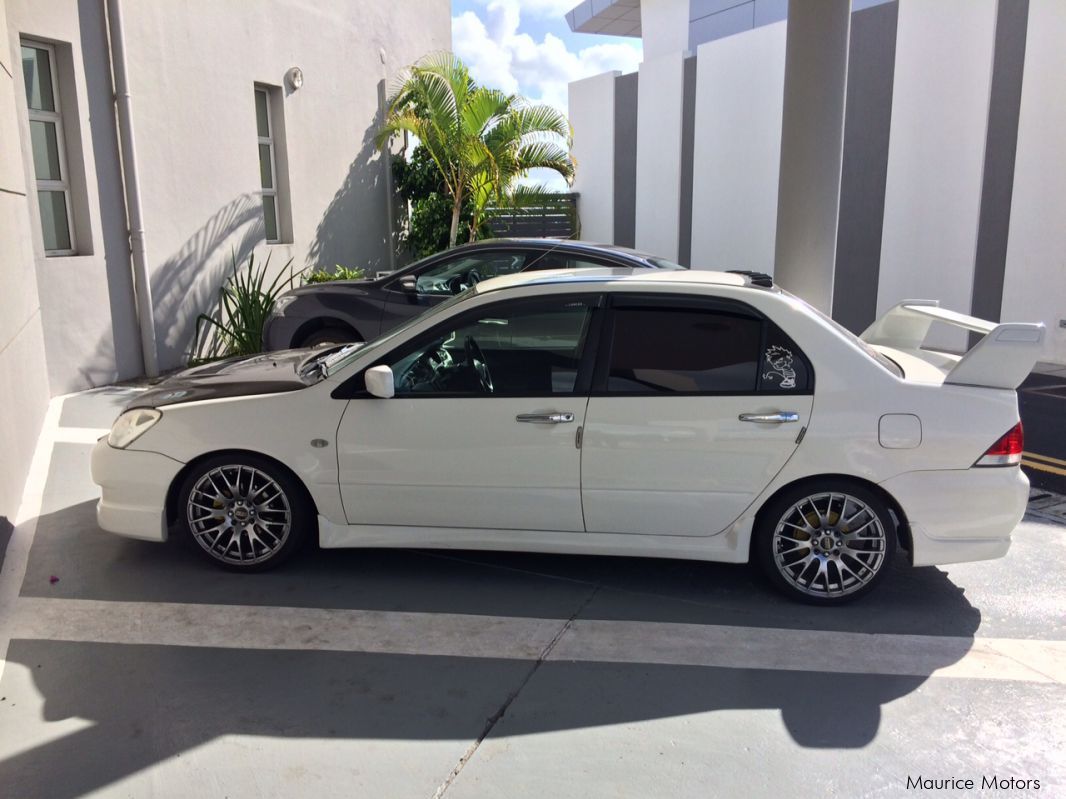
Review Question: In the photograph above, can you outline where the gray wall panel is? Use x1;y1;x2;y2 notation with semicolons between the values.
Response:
678;56;698;266
613;72;639;248
971;0;1029;333
832;1;899;333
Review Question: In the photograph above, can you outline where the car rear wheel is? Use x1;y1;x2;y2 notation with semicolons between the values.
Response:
754;481;895;604
178;454;313;571
300;327;358;349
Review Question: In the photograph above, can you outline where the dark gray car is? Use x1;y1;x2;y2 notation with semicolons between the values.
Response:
263;239;685;351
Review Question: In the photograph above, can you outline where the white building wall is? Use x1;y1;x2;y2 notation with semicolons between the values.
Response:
689;22;785;273
1000;0;1066;364
641;0;691;60
876;0;998;351
0;0;51;521
4;0;451;385
123;0;451;369
7;0;143;395
634;50;686;260
569;71;618;244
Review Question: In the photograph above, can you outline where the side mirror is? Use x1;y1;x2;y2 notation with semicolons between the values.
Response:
364;365;395;399
399;275;418;293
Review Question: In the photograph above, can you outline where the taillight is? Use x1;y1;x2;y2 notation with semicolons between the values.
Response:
974;422;1024;467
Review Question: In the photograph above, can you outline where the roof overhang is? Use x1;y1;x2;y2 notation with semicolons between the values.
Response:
565;0;642;38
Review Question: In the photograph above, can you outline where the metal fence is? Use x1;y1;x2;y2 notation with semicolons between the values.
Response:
486;193;580;239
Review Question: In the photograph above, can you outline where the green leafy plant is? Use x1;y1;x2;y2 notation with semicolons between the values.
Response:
304;265;366;284
393;145;488;257
377;52;574;248
192;250;296;362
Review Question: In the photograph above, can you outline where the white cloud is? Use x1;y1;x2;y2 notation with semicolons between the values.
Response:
452;0;642;114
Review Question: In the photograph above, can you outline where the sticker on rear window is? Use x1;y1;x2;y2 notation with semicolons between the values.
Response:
763;345;796;389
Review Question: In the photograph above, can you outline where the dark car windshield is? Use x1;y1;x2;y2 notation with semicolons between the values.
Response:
646;257;687;270
324;287;477;377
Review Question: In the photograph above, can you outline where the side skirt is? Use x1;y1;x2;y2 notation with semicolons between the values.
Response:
316;515;750;564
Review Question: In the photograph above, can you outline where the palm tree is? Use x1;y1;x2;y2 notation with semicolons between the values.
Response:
377;52;574;248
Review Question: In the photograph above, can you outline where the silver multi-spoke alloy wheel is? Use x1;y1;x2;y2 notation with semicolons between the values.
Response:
186;464;293;566
771;491;888;599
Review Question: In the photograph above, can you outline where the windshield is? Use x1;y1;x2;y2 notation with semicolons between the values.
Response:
646;257;688;270
323;287;477;377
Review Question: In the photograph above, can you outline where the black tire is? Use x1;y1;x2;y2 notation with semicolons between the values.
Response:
300;327;359;349
177;453;314;571
753;479;896;605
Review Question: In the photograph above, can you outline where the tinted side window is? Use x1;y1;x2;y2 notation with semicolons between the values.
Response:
388;297;596;396
607;308;762;393
524;252;617;272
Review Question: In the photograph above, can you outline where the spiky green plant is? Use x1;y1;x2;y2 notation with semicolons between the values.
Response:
192;251;296;362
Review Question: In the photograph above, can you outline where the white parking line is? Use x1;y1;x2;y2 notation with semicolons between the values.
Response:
9;596;1065;685
0;393;67;682
52;426;109;444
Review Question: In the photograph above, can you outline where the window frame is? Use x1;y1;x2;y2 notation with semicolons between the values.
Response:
254;85;281;244
22;39;76;256
333;292;606;400
590;293;815;397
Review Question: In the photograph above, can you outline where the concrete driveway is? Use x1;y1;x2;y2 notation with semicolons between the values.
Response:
1;388;1064;798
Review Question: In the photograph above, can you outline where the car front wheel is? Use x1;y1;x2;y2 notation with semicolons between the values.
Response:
754;481;896;604
178;454;312;570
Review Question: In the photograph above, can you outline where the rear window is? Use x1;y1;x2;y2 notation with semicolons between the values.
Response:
792;294;904;377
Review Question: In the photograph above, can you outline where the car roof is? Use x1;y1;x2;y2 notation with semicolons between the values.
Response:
447;238;663;262
474;267;751;295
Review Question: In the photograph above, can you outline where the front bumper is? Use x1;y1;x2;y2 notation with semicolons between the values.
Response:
91;437;185;542
880;467;1029;567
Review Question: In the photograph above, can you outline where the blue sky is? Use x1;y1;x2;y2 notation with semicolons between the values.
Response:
451;0;642;113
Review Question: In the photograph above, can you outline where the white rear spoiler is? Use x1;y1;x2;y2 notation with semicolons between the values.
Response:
860;300;1045;390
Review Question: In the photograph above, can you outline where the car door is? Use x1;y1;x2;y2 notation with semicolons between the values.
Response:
336;293;602;531
581;294;814;537
379;249;531;334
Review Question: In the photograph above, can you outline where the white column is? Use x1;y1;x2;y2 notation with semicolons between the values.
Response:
877;0;997;351
634;50;686;260
569;71;619;244
1000;0;1066;365
690;23;787;272
773;0;851;313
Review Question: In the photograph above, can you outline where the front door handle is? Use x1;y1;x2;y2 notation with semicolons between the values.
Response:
516;412;575;424
739;412;800;424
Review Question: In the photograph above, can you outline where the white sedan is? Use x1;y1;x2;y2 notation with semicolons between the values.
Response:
92;267;1043;604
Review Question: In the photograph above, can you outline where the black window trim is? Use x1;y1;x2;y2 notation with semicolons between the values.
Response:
590;293;815;397
332;292;607;400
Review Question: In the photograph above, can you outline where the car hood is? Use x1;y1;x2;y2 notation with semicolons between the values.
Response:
127;349;315;409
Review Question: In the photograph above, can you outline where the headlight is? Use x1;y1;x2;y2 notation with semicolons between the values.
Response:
108;408;162;449
272;295;298;316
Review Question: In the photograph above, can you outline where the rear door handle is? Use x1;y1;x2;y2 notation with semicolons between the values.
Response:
739;412;800;424
516;412;575;424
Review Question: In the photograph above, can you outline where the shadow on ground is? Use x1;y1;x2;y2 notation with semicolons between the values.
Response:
1;636;932;798
0;496;987;797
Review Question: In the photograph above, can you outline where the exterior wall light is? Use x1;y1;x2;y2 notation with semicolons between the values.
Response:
285;67;303;91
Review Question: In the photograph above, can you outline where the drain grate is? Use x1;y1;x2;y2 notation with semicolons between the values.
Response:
1026;488;1066;524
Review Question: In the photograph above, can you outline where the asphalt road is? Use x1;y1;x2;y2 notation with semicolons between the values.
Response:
0;387;1062;798
1019;371;1066;495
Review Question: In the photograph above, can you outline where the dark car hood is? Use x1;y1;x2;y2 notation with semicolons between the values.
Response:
128;349;314;409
